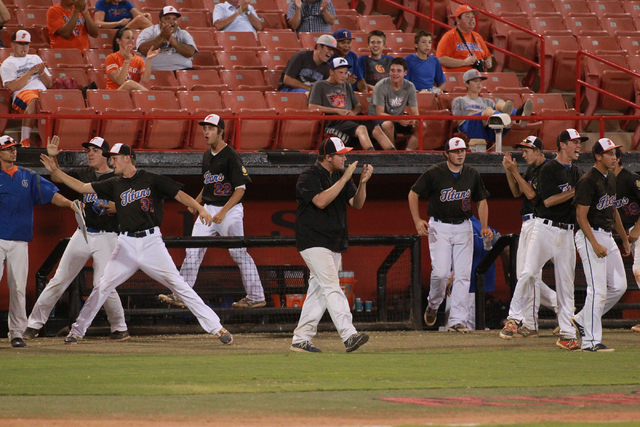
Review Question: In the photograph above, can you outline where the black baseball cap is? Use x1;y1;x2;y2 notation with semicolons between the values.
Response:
199;113;225;130
0;135;21;150
515;136;543;150
319;137;352;155
558;128;588;143
103;143;135;159
593;137;621;155
82;136;110;152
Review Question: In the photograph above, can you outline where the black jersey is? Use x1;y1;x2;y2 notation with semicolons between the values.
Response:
295;162;357;253
574;167;617;232
92;170;183;233
69;167;119;233
520;160;548;216
201;145;251;207
615;168;640;229
411;162;490;221
536;159;583;223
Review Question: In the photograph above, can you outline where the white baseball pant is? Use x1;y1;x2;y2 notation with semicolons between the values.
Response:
292;247;357;344
426;218;474;328
508;218;576;339
180;204;264;302
70;227;224;337
27;229;127;333
445;292;477;330
574;229;627;349
515;217;558;330
630;225;640;289
0;239;28;340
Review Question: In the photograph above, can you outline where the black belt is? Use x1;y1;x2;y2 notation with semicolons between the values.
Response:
542;219;574;230
434;218;467;225
121;228;155;238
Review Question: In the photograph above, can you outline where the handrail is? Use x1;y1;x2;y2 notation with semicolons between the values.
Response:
374;0;546;92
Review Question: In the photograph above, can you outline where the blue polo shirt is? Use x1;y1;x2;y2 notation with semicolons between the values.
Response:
405;53;446;91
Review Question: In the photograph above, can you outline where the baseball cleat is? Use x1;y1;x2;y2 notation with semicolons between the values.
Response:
424;307;437;326
447;323;471;333
499;319;521;339
11;338;26;348
631;324;640;332
215;327;233;345
157;293;186;308
514;325;539;338
581;343;614;352
232;297;267;309
22;327;40;340
556;337;580;351
344;332;369;352
64;333;82;344
290;341;322;353
570;317;585;338
109;330;131;341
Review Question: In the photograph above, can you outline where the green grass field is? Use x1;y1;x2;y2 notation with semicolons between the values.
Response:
1;330;640;427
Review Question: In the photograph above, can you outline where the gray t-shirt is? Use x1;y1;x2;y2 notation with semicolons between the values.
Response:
136;25;197;71
368;77;418;115
278;50;330;90
451;95;496;117
308;80;359;112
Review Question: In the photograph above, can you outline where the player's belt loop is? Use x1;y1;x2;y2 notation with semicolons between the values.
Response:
121;228;156;238
542;219;574;230
592;227;611;234
522;214;535;222
433;218;466;225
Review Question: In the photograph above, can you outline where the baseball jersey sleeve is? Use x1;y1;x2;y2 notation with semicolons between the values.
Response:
154;173;185;199
31;174;59;205
92;176;118;202
574;176;594;207
470;169;490;202
411;171;432;197
228;152;252;188
296;170;323;204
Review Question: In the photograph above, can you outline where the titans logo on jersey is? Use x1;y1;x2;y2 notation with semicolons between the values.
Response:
120;187;151;206
439;187;471;202
558;183;571;192
596;194;616;210
204;171;224;184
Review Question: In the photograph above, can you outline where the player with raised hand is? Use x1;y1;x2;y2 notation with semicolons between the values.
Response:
23;136;129;342
571;138;629;352
158;114;266;309
409;137;491;333
40;143;234;345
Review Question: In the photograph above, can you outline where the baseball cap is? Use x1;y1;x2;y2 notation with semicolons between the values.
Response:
329;57;352;70
332;28;352;41
82;136;110;152
455;5;479;18
558;128;589;143
199;113;225;130
463;69;487;83
160;5;181;17
103;143;135;159
319;137;352;155
0;135;21;150
515;136;543;150
12;30;31;43
316;34;337;49
593;137;621;155
445;137;467;152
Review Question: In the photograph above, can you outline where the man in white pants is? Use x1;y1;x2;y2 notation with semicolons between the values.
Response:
501;136;558;338
40;143;233;345
159;114;265;309
571;138;629;352
409;137;491;333
291;137;372;353
24;136;128;341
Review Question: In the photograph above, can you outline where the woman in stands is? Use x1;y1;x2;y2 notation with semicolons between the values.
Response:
94;0;153;30
105;27;159;91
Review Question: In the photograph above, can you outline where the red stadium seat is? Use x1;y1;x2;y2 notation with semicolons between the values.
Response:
89;29;118;50
131;90;189;149
220;91;277;150
528;14;570;35
260;12;288;30
15;8;48;27
166;0;204;9
142;70;186;92
258;50;295;71
564;14;604;36
257;31;301;52
442;72;465;93
220;70;274;91
578;34;625;56
191;50;223;70
358;0;403;20
188;30;222;51
176;69;230;91
130;0;167;8
588;0;626;19
600;15;638;38
521;93;578;149
617;35;640;56
251;0;280;11
385;33;416;54
49;68;90;88
88;68;109;90
482;72;523;92
553;0;590;15
264;69;282;90
415;92;438;110
484;1;522;15
542;34;579;92
39;48;90;69
622;0;640;20
447;0;491;40
492;14;538;72
581;53;634;123
517;0;557;17
178;11;211;27
37;89;97;149
401;0;448;34
298;32;322;50
265;91;319;150
331;15;360;32
86;89;143;148
176;90;233;149
0;27;49;49
355;92;372;113
83;49;112;69
215;31;265;52
418;110;452;150
356;15;398;33
0;89;11;137
216;51;266;70
15;0;52;8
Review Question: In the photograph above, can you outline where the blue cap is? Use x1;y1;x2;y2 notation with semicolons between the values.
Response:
332;28;352;40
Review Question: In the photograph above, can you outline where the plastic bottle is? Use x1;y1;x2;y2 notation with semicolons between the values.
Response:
482;230;492;251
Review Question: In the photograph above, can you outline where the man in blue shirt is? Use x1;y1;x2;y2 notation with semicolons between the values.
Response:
405;30;446;93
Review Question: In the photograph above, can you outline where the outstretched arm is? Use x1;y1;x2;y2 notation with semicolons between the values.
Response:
40;153;95;194
51;192;75;211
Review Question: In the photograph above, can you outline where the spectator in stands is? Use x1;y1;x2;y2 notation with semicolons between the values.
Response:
0;1;12;48
136;6;197;71
357;30;393;92
405;30;446;93
213;0;263;33
436;5;492;73
0;30;52;147
47;0;99;50
309;57;394;151
105;27;159;91
369;58;420;150
331;28;364;92
287;0;335;34
277;34;336;93
452;69;533;144
93;0;153;30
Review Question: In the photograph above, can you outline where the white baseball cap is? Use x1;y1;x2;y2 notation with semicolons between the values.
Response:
82;136;110;152
103;143;135;159
593;137;621;154
0;135;21;150
160;5;181;17
445;137;467;152
316;34;337;49
559;128;588;143
329;57;352;70
199;113;225;130
319;137;352;155
13;30;31;43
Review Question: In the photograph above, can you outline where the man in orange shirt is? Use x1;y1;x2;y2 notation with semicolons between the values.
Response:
47;0;98;50
436;5;492;73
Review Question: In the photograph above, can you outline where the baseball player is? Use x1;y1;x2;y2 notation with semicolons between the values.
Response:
500;129;585;350
23;136;129;341
291;137;372;353
158;114;265;309
501;136;558;338
409;137;491;333
0;135;79;348
571;138;629;352
613;148;640;333
40;143;233;345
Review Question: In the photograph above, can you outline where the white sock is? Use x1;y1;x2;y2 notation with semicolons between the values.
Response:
21;126;31;141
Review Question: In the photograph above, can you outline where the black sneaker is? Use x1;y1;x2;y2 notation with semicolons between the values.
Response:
570;317;585;338
11;338;26;348
424;307;437;326
109;330;131;341
290;341;322;353
23;327;40;340
214;327;233;345
582;343;614;352
344;332;369;353
64;333;81;344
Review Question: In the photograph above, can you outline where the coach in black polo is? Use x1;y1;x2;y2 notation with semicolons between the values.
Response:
290;137;372;354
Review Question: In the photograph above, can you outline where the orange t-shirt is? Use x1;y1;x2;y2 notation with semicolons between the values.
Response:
47;4;90;50
436;28;490;73
105;52;146;90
